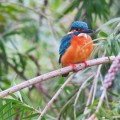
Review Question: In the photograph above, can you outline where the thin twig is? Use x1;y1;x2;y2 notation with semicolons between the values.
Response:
92;64;102;103
8;61;27;80
0;56;115;98
92;52;106;104
47;19;59;49
57;96;75;120
82;69;100;118
82;83;94;120
57;89;79;120
95;89;106;113
83;53;106;120
100;73;110;109
37;72;77;120
74;74;95;120
28;54;41;76
82;65;102;120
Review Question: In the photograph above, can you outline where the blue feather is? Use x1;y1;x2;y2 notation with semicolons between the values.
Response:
70;21;88;30
59;34;72;56
59;31;79;63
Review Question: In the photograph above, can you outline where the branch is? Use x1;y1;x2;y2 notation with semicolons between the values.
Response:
82;65;103;119
28;54;41;76
0;56;115;98
91;64;102;103
8;61;27;80
37;72;77;120
74;74;95;120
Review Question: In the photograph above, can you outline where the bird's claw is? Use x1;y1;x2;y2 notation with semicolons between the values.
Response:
69;63;76;71
83;61;88;67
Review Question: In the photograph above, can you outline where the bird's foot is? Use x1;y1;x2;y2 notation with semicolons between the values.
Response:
69;63;76;71
83;61;88;67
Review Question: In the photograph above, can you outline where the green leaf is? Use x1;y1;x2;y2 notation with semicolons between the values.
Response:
0;98;38;119
25;46;37;54
97;17;120;32
17;53;27;73
41;116;46;120
23;113;39;119
3;108;24;120
99;31;108;37
20;91;33;106
3;31;21;37
56;0;80;21
107;90;119;97
0;40;8;73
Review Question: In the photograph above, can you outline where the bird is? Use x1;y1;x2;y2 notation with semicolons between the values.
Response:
59;21;94;77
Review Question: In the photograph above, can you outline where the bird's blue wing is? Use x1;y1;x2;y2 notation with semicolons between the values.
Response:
59;34;72;63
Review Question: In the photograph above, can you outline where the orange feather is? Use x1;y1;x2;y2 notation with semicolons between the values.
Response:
61;33;93;67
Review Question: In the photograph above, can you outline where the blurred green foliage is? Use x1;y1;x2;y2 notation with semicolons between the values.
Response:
0;0;120;119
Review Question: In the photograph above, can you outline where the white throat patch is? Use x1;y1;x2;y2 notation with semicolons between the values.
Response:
78;33;88;39
67;31;73;34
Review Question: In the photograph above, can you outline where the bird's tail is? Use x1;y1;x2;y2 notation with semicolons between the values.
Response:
62;73;69;77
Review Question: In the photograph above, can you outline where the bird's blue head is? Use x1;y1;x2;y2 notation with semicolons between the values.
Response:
70;21;93;33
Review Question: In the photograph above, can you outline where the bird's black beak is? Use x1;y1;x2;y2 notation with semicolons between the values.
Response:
81;29;94;33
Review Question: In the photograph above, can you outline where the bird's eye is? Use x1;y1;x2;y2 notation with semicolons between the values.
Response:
77;28;83;31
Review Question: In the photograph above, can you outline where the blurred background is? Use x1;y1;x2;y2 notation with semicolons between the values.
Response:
0;0;120;120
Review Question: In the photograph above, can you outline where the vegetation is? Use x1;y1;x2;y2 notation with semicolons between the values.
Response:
0;0;120;119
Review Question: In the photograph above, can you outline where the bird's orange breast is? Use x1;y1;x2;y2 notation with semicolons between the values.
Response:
61;34;93;67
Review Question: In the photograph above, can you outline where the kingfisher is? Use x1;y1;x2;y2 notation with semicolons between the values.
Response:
59;21;94;77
